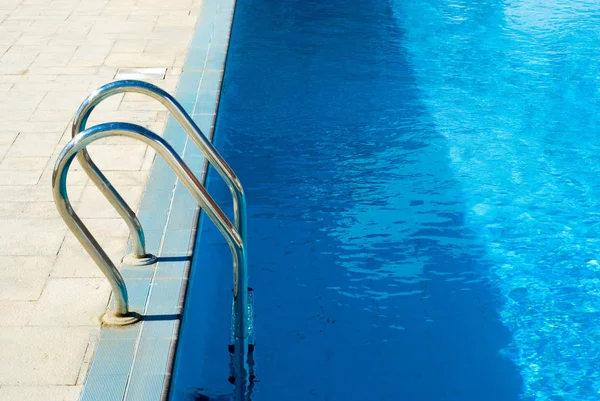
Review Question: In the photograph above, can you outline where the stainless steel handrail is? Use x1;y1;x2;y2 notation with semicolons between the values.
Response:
72;80;247;266
53;122;251;397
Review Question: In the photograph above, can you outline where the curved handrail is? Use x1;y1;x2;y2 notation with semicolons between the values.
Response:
53;122;251;396
72;80;247;264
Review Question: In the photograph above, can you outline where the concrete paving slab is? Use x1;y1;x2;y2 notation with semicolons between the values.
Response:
77;184;144;219
28;278;111;326
0;301;35;326
52;235;128;278
0;327;92;385
0;219;66;255
0;256;53;300
0;385;82;401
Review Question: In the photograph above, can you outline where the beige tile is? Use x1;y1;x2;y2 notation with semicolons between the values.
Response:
9;81;83;93
38;167;89;188
30;66;99;75
55;22;92;38
97;65;118;79
70;2;106;17
0;145;10;161
118;98;166;112
101;1;137;14
0;202;24;217
145;38;191;53
128;9;160;18
0;51;37;74
29;24;70;39
88;20;154;36
0;106;35;122
6;132;62;157
2;44;46;55
0;327;92;385
75;328;100;385
0;385;82;401
84;109;157;125
0;129;19;146
103;52;175;68
20;202;61;219
29;278;110;326
0;185;85;202
85;144;148;171
7;4;42;17
0;30;21;46
83;92;123;113
142;121;167;137
3;121;66;134
69;45;113;67
156;110;168;122
173;54;186;67
0;301;35;326
29;108;75;122
156;15;197;28
152;74;179;92
101;171;150;186
36;91;88;111
14;34;52;46
0;256;54;300
0;21;33;30
0;219;66;255
166;65;183;76
79;218;129;238
126;13;159;23
0;157;48;170
0;170;42;185
140;147;156;170
113;39;147;53
18;73;57;83
94;125;164;144
46;38;102;47
0;74;22;83
76;184;144;219
52;235;128;278
53;75;105;91
29;50;75;68
0;46;38;64
0;95;45;122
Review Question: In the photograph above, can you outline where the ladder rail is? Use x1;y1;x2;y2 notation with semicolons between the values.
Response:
54;121;246;315
72;80;247;265
53;122;251;397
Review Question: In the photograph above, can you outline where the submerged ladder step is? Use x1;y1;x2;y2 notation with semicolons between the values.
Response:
229;287;255;353
228;288;256;385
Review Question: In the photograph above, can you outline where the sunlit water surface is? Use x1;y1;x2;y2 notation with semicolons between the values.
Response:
170;1;600;400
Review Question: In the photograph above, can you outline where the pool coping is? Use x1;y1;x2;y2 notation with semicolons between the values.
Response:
78;0;237;400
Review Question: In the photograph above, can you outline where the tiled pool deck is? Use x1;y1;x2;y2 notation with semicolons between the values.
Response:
79;0;236;400
0;0;234;399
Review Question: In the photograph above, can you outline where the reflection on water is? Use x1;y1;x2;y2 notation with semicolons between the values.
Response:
168;0;543;399
170;0;600;399
394;0;600;399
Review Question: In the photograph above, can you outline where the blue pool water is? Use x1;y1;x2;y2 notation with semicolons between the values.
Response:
170;0;600;400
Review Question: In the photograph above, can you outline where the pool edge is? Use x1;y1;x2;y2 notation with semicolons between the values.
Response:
78;0;237;400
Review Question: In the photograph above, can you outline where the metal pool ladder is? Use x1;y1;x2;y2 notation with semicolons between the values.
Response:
52;80;254;398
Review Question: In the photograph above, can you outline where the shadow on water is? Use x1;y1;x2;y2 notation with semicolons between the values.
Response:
170;0;524;400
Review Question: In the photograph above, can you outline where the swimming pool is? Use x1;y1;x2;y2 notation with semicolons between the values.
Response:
170;0;600;400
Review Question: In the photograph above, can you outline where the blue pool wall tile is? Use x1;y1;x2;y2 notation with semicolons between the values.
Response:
80;374;129;401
